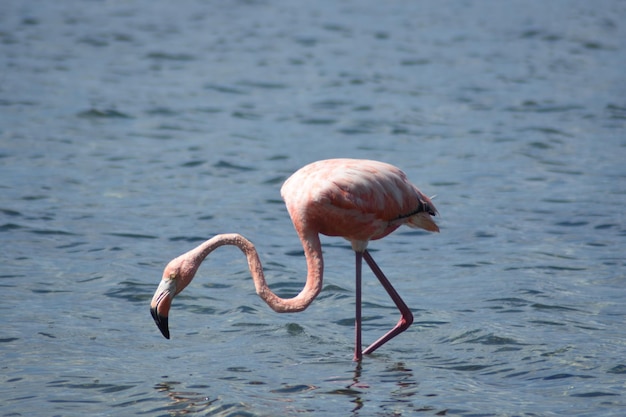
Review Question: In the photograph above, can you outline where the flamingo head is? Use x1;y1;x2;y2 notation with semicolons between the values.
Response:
150;255;197;339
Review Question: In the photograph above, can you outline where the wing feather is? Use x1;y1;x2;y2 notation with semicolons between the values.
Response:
281;159;438;243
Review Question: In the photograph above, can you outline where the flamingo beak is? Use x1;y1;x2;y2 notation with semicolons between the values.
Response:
150;279;175;339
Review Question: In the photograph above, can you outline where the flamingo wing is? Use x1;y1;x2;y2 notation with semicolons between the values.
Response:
281;159;438;244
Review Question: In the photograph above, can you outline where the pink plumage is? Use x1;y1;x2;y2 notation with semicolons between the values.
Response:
281;159;438;249
151;159;439;361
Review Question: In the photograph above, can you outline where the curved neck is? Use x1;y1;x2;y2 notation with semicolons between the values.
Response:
191;233;324;313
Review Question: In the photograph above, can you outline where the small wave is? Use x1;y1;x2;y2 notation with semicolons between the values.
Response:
77;109;133;119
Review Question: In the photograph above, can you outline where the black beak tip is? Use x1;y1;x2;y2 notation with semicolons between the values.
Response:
150;306;170;339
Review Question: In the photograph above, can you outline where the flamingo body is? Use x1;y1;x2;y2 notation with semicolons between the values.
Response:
150;158;438;360
281;159;438;248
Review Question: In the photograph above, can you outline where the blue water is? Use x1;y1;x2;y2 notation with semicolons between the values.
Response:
1;1;625;416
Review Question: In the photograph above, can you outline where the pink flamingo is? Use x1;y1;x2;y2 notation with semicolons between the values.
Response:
150;158;439;361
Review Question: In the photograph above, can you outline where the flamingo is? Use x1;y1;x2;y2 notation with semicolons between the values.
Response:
150;158;439;361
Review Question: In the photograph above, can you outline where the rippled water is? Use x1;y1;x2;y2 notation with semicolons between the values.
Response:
2;0;625;416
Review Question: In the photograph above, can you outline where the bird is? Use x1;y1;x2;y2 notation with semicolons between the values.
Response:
150;158;439;361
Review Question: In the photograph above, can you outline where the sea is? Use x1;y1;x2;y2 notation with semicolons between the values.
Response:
1;1;625;416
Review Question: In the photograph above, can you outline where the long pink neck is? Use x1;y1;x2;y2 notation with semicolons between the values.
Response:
189;233;324;313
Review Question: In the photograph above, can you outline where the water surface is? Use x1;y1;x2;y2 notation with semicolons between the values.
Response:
1;1;625;416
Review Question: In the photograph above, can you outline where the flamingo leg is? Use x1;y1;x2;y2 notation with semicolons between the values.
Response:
361;250;414;356
354;251;363;362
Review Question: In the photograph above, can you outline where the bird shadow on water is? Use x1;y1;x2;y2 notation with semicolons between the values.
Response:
149;358;443;417
150;380;246;416
323;361;427;415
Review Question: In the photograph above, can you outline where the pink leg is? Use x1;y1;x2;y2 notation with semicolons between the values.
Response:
361;250;414;356
354;251;363;362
